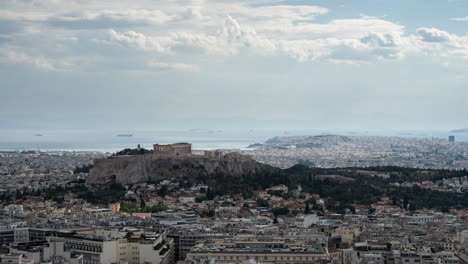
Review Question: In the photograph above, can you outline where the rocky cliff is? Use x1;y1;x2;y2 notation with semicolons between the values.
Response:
86;154;268;185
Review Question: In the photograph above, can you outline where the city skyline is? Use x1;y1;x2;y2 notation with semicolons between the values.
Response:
1;2;468;264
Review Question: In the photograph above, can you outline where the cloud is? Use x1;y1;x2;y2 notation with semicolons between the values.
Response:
109;29;175;53
220;15;276;55
451;16;468;21
47;9;174;29
0;48;75;71
0;19;24;34
417;27;454;42
0;35;13;44
107;15;414;63
0;10;50;22
413;27;468;60
1;0;468;72
149;62;200;72
229;5;328;22
360;33;398;47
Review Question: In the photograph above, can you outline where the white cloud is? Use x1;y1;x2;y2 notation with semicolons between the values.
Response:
47;9;175;29
0;10;50;21
107;15;414;63
451;16;468;21
417;27;455;43
0;48;75;71
415;27;468;60
149;62;200;72
1;0;468;71
220;15;276;55
109;29;175;53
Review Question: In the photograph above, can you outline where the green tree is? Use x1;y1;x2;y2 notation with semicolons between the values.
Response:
125;231;134;239
271;207;289;216
205;187;215;200
206;209;215;217
304;200;311;214
257;199;269;207
158;186;169;197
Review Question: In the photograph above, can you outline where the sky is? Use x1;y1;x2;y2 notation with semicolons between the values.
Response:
1;0;468;132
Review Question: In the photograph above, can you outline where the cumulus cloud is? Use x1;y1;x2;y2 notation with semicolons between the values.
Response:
220;15;276;55
109;29;175;53
417;27;454;43
1;0;468;72
360;33;398;47
414;27;468;60
108;15;414;63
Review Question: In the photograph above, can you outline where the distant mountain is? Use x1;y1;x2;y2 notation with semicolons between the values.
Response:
247;143;264;148
450;128;468;133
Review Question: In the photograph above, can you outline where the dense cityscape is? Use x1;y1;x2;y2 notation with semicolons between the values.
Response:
0;140;466;263
247;135;468;169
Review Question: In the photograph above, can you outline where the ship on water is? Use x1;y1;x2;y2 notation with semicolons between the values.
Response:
117;134;133;137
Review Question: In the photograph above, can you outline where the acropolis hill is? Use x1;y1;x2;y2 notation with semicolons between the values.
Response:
86;143;268;185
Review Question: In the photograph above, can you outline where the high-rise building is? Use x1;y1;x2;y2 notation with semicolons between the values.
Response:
449;136;455;143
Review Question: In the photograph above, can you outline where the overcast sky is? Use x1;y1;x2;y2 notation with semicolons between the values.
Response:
1;0;467;131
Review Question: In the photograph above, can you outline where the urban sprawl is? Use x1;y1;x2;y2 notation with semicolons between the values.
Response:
0;137;467;264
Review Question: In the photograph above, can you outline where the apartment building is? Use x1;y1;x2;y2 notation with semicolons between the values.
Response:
185;237;329;264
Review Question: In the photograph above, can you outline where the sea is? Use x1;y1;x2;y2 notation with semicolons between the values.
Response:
0;128;467;153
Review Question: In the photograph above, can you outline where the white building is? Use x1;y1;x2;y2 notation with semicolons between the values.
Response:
178;196;196;204
295;214;320;228
401;214;435;224
43;230;174;264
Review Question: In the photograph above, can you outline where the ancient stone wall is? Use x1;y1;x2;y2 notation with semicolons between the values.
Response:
153;143;192;155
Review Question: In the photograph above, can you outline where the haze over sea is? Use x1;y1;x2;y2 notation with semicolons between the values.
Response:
0;128;467;153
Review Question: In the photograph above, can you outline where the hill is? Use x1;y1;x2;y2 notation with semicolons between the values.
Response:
84;149;468;211
86;153;272;185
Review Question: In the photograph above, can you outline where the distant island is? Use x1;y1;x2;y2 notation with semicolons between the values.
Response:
450;128;468;133
247;143;264;148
